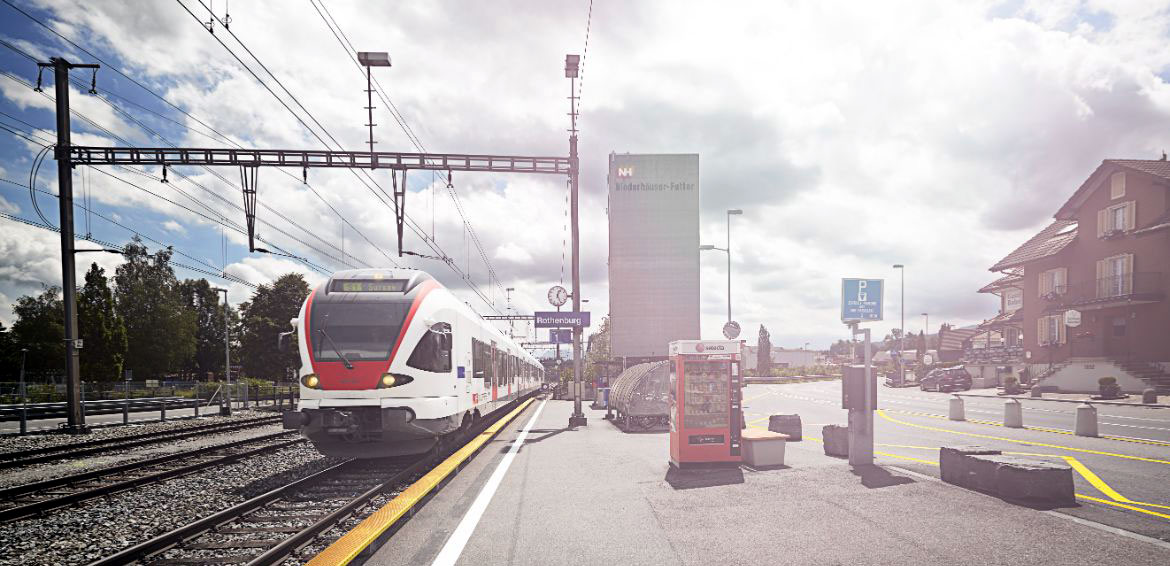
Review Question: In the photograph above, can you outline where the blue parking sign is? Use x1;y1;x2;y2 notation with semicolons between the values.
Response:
841;278;884;322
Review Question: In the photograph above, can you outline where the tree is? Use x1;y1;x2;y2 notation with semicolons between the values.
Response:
78;263;127;382
11;286;64;377
239;273;310;380
584;316;611;383
757;325;772;374
115;237;196;378
829;339;852;356
178;278;234;380
0;321;15;379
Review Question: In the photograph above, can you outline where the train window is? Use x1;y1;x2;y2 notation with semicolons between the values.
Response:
472;340;486;380
407;323;452;373
310;302;409;361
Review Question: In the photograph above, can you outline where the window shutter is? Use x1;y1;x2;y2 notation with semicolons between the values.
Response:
1037;318;1046;345
1038;271;1049;297
1097;209;1107;238
1057;268;1067;291
1058;316;1067;344
1110;172;1125;199
1096;259;1104;298
1124;253;1134;294
1125;201;1136;231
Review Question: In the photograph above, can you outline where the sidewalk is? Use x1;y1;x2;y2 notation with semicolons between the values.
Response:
368;399;1170;565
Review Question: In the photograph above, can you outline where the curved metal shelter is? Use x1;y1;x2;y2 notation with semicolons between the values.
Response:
609;360;670;431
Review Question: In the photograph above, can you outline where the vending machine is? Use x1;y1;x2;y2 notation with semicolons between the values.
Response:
668;340;742;467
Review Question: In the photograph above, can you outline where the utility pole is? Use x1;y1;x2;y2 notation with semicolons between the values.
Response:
42;57;99;434
506;287;515;340
215;287;231;415
726;209;742;322
566;54;586;427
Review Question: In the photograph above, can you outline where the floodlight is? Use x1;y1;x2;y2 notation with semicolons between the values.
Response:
565;54;580;78
358;52;392;67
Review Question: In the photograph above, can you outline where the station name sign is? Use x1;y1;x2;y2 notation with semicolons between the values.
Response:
534;311;591;328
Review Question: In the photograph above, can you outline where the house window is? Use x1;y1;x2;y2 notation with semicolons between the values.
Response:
1037;314;1066;346
1038;268;1067;297
1110;172;1125;199
1098;201;1135;237
1096;253;1134;298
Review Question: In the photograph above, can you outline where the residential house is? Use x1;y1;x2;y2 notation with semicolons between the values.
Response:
984;158;1170;393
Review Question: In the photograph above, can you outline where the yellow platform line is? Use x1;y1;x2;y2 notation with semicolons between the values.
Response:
1077;494;1170;520
878;409;1170;466
885;408;1170;448
308;399;536;566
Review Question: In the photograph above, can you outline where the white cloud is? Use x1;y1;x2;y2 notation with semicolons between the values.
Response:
3;0;1169;350
162;219;186;234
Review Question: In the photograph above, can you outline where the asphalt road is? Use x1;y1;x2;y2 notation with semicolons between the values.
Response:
743;381;1170;543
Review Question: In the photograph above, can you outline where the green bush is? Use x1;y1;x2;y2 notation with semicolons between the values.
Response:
1004;375;1019;386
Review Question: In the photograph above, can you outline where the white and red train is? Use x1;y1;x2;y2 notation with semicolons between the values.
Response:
282;269;542;457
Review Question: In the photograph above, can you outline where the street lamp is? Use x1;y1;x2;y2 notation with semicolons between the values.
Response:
922;312;929;351
893;264;905;356
700;209;743;325
358;51;392;155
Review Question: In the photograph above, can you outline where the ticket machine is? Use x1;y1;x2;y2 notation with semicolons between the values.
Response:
668;340;742;467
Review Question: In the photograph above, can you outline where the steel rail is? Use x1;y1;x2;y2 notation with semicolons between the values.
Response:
0;432;303;523
0;416;280;470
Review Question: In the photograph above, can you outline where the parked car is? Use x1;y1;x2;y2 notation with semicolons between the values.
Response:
919;366;972;392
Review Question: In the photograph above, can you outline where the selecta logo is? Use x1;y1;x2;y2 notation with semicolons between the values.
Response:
696;343;705;352
695;343;726;353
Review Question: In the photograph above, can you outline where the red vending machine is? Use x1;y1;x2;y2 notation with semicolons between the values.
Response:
668;340;742;467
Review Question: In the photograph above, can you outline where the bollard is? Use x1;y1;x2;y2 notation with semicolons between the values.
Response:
243;384;249;410
1004;399;1023;428
949;396;966;421
123;383;130;425
1075;403;1098;437
193;383;200;418
160;396;166;422
1143;389;1158;404
1030;388;1042;398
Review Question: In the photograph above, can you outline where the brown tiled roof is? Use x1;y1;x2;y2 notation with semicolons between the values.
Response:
1057;159;1170;219
989;219;1077;272
1105;159;1170;180
940;326;978;352
976;310;1022;330
977;274;1023;293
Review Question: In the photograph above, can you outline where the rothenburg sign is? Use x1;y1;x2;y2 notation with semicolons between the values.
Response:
534;311;591;328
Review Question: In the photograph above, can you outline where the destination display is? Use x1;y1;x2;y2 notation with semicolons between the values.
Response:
330;279;407;293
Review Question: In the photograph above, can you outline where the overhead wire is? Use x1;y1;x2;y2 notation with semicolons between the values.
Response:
186;0;504;311
0;6;399;271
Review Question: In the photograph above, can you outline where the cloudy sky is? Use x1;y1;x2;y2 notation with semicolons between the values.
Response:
1;0;1169;353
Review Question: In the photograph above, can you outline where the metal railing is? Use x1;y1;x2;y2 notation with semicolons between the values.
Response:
1059;272;1164;305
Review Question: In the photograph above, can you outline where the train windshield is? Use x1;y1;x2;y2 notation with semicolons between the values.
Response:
309;302;411;362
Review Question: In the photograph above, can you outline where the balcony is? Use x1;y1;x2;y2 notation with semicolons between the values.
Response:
962;345;1024;364
1063;272;1164;310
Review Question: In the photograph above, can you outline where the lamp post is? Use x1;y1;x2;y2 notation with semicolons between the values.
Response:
893;264;905;356
700;209;743;325
19;348;28;435
213;287;231;415
357;51;391;155
922;312;929;352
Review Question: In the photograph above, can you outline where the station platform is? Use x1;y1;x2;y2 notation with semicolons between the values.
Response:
364;399;1170;566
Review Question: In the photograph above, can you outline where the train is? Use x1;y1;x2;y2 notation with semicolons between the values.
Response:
281;268;543;457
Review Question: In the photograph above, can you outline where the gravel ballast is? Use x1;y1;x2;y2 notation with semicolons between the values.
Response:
0;443;341;566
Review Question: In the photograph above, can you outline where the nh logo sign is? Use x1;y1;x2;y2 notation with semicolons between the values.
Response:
616;166;634;177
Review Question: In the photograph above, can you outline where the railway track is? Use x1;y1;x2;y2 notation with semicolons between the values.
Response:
0;431;303;523
90;397;537;566
0;416;282;470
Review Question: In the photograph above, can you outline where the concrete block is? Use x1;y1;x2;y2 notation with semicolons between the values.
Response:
948;397;965;421
986;455;1075;507
1004;399;1023;428
939;446;1001;486
1074;403;1098;437
964;454;1006;494
742;429;787;467
822;424;849;457
768;414;802;441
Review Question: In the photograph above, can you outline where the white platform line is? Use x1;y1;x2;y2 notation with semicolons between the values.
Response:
431;399;547;566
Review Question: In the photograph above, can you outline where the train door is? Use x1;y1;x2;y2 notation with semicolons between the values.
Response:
491;342;499;402
508;354;514;398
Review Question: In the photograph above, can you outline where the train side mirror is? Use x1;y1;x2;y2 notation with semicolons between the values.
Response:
431;322;452;350
278;331;294;353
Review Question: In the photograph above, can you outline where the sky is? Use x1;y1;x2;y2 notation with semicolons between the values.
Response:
1;0;1169;354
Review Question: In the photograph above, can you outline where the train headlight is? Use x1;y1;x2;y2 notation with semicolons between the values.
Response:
301;374;320;389
378;373;413;388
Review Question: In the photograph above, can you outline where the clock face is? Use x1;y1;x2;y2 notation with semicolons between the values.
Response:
548;285;568;307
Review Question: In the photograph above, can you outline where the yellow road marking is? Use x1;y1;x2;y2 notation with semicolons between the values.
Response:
1077;494;1170;521
878;409;1170;466
885;408;1170;448
754;423;1170;519
308;399;536;566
